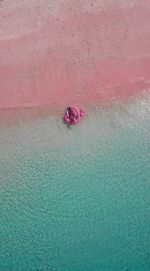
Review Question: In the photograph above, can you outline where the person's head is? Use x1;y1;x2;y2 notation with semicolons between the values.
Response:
67;107;71;113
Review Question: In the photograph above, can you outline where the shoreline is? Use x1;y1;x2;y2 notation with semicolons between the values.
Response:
0;90;149;160
0;89;149;127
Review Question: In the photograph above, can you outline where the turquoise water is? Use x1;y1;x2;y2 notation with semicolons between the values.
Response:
0;98;150;270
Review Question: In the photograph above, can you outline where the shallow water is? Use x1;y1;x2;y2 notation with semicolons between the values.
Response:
0;96;150;270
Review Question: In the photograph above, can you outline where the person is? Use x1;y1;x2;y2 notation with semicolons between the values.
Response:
66;106;79;122
66;107;71;116
66;107;71;118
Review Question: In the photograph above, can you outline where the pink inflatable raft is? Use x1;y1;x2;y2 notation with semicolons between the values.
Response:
64;106;84;125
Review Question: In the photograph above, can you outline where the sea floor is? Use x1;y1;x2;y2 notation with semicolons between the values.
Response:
0;94;150;271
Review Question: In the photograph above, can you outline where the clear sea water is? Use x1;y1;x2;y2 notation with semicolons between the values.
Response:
0;96;150;271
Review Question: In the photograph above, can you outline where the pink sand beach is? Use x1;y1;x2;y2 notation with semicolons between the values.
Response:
0;0;150;109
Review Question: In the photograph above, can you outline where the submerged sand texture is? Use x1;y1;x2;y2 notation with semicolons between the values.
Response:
0;0;150;108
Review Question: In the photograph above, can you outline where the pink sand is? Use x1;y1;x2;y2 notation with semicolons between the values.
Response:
0;0;150;109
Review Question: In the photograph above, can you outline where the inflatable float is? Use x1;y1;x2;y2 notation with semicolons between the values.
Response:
64;106;84;125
